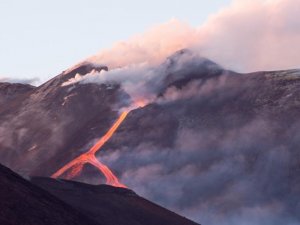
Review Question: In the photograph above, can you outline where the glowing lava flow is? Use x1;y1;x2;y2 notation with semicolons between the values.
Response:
51;111;129;188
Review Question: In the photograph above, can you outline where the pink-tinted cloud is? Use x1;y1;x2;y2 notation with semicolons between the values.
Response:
87;0;300;72
197;0;300;71
88;19;199;68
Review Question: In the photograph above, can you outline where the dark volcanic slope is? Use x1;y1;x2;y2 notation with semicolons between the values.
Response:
0;63;129;176
0;164;100;225
78;53;299;223
32;177;199;225
1;50;300;223
99;68;300;223
0;82;34;105
0;163;198;225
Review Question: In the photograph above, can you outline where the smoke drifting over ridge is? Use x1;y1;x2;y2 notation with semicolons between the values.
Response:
63;49;222;107
0;77;39;85
87;0;300;72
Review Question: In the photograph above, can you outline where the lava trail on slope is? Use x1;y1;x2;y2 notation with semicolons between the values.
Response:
51;111;128;188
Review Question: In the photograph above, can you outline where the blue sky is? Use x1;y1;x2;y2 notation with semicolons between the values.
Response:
0;0;231;82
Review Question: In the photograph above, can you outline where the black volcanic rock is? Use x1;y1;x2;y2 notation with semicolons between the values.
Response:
62;62;108;81
32;177;199;225
0;164;100;225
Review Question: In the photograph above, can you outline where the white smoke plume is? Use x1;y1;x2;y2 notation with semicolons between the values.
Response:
62;63;159;105
87;20;199;69
85;0;300;72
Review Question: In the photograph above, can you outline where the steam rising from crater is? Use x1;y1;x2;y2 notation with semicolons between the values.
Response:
86;0;300;72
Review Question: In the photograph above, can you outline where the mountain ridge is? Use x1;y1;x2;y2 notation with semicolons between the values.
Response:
1;50;300;223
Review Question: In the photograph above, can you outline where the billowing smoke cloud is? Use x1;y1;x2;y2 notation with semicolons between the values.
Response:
87;20;200;69
62;63;159;105
87;0;300;72
197;0;300;72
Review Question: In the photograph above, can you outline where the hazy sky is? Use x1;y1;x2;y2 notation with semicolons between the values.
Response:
0;0;231;82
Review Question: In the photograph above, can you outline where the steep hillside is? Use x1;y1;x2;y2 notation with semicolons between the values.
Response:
0;82;34;105
0;164;100;225
32;177;198;225
0;63;129;176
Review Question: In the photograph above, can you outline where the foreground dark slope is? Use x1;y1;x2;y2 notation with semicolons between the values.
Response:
0;164;100;225
32;177;198;225
0;163;198;225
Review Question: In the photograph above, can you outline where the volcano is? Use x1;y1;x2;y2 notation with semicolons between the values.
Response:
0;49;300;223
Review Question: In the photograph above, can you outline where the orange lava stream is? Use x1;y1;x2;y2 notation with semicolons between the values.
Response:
51;111;128;188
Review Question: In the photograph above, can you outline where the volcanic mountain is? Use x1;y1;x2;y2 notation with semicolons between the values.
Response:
1;49;300;223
